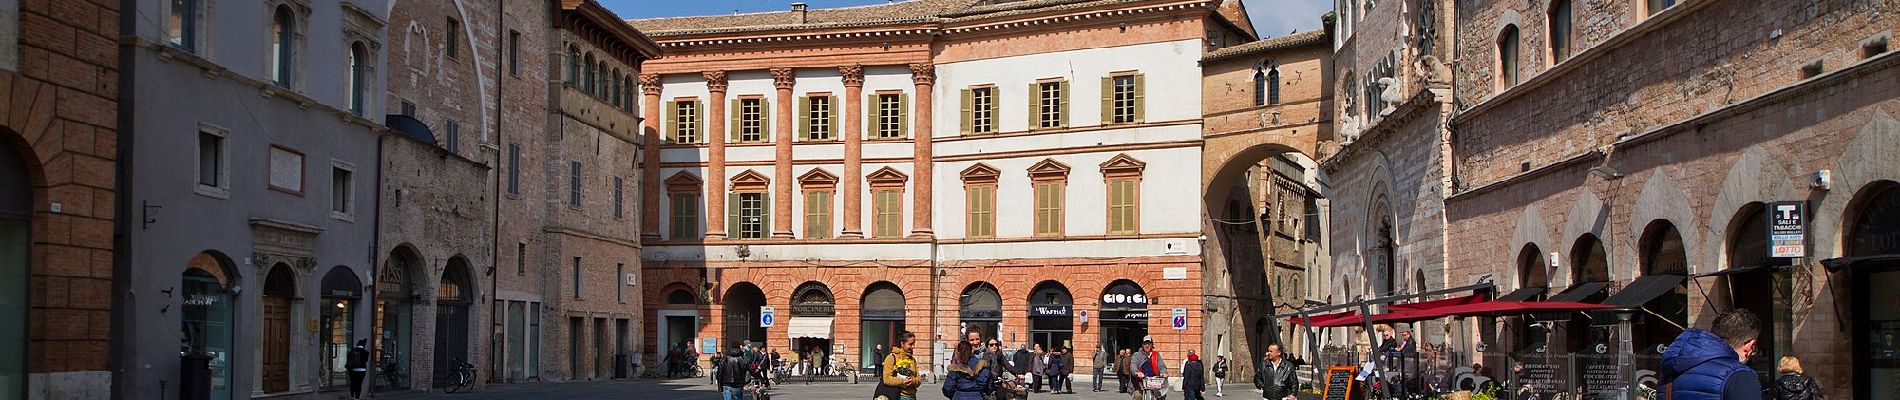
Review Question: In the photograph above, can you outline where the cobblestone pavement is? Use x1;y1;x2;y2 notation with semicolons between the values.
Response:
371;377;1252;400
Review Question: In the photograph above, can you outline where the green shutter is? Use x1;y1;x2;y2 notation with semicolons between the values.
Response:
867;94;878;139
726;193;739;237
760;98;771;143
760;192;771;237
1134;74;1146;123
827;96;840;140
694;100;705;143
1058;80;1071;128
665;101;679;143
798;96;810;142
898;93;910;139
1100;76;1113;125
960;89;973;134
1028;83;1039;129
729;99;742;143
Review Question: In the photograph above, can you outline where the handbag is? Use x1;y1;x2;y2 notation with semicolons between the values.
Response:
1143;376;1167;390
873;383;903;400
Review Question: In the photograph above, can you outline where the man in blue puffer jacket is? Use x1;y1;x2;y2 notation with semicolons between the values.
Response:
1661;310;1764;399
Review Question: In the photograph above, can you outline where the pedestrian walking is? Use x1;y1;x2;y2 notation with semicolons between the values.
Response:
874;344;889;380
1061;346;1077;394
1182;352;1206;400
1662;310;1764;400
1031;344;1046;393
1132;337;1169;400
1116;348;1132;393
1210;355;1228;397
874;332;922;400
1255;344;1297;400
1046;347;1067;393
1093;346;1109;392
719;348;751;400
345;339;369;400
1772;356;1823;400
943;338;996;400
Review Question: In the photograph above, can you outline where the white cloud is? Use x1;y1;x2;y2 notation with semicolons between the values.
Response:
1244;0;1332;38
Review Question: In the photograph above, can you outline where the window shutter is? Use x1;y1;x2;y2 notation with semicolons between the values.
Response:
665;101;679;143
760;192;772;236
1134;74;1147;123
898;93;911;139
1100;76;1113;124
1058;80;1070;128
726;193;740;237
760;98;772;143
867;94;878;140
960;89;973;134
694;100;705;143
798;97;810;142
827;96;839;140
729;99;742;143
1028;83;1039;128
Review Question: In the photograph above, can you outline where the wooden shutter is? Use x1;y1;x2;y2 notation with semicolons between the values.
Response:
827;96;840;140
760;98;771;143
694;100;705;143
665;101;679;143
960;88;973;134
898;93;910;139
1100;76;1113;124
1058;80;1071;128
1134;74;1146;123
760;192;771;236
797;96;810;142
1028;83;1039;128
867;94;878;139
728;99;742;143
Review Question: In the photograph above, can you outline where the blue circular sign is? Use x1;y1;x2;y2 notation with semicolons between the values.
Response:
762;313;775;326
1172;315;1187;328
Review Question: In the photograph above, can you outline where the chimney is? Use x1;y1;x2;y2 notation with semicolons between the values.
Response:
791;3;809;24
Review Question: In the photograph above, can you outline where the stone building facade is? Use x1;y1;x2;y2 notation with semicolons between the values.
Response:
631;0;1268;378
1444;0;1898;398
0;0;119;398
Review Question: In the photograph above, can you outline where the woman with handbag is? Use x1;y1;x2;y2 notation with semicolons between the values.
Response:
874;332;922;400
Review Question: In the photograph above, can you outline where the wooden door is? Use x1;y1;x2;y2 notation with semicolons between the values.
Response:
262;294;292;393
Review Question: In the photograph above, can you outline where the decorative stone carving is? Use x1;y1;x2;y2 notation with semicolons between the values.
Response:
640;74;662;95
839;64;864;87
703;70;728;92
770;67;796;89
908;63;935;86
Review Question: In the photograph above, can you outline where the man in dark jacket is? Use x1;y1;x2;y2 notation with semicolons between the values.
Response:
1116;349;1132;393
346;339;369;400
1255;344;1297;400
1662;310;1764;400
1182;352;1206;400
720;348;751;400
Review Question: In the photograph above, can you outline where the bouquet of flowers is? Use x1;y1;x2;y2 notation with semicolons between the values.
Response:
893;357;916;378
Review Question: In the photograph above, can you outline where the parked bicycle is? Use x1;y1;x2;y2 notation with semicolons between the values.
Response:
378;354;406;389
444;357;476;394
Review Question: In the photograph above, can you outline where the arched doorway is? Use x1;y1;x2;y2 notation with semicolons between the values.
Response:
723;282;768;350
1098;280;1149;357
657;283;701;374
859;282;905;372
958;282;1001;342
1372;199;1398;299
1846;182;1900;400
1636;221;1689;357
1562;235;1611;358
789;281;836;375
319;267;363;389
261;264;298;393
1722;204;1787;377
433;259;473;388
375;247;420;390
1;138;29;400
1028;281;1074;352
180;252;237;400
1514;244;1550;356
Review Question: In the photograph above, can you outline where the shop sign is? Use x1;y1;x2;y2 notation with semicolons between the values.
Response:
183;294;220;306
1769;201;1807;258
1099;311;1148;320
1102;293;1147;306
1029;305;1071;317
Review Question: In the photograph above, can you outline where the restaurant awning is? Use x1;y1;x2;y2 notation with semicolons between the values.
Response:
787;317;833;340
1821;255;1900;272
1387;293;1490;312
1496;287;1548;301
1309;299;1615;327
1546;281;1612;303
1286;311;1357;326
1602;275;1685;310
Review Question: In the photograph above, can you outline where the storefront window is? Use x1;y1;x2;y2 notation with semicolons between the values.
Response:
860;283;905;372
959;283;1001;342
180;261;233;400
1028;281;1073;352
1098;280;1148;356
320;267;362;388
2;140;30;400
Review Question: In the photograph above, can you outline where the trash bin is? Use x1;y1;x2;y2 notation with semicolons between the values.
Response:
615;354;630;379
180;353;213;400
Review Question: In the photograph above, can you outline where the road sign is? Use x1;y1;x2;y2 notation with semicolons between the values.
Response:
1171;308;1187;330
1079;310;1089;324
1769;201;1807;258
760;306;776;328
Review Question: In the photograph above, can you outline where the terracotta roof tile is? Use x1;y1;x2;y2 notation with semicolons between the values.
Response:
628;0;983;36
1201;29;1328;62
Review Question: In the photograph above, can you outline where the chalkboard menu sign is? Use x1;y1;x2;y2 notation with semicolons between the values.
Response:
1322;366;1356;400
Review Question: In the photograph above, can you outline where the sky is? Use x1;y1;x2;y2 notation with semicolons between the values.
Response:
602;0;1331;38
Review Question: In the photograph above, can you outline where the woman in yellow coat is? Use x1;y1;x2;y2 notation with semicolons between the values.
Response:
877;331;923;400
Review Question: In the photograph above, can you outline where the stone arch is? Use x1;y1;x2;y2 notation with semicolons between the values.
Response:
386;0;494;141
1628;169;1701;274
1707;146;1799;265
1815;112;1900;259
1510;203;1553;288
660;282;699;306
1560;191;1610;282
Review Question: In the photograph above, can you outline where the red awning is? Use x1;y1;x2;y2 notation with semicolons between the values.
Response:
1286;311;1358;326
1310;300;1613;328
1386;293;1490;312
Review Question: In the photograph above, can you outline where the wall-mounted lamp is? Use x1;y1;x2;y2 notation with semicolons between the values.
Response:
1589;165;1623;180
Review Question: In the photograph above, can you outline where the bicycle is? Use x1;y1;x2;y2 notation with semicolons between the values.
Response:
444;357;476;394
378;355;406;389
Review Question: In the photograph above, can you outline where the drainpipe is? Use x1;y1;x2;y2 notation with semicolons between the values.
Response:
488;0;507;384
110;0;137;395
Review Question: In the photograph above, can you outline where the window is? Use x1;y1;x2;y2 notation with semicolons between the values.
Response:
583;53;596;92
611;70;624;107
508;30;522;76
348;42;368;115
268;146;304;195
516;243;526;275
1034;81;1067;128
1253;70;1268;106
1107;178;1139;234
596;61;608;97
507;144;521;194
572;257;583;298
613;177;624;219
568;161;582;207
400;100;415;116
1864;35;1891;59
331;167;352;214
1498;25;1521;89
804;190;831;238
875;94;906;139
270;5;296;87
1645;0;1676;16
167;0;200;51
804;96;833;140
670;193;699;239
623;75;637;112
1103;74;1142;124
445;120;460;154
1549;0;1573;63
1033;181;1063;236
445;18;461;59
672;100;700;143
874;189;902;238
963;86;995;134
739;98;765;142
965;185;994;238
1267;68;1281;105
615;263;625;303
566;46;580;84
737;193;766;239
196;126;226;191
